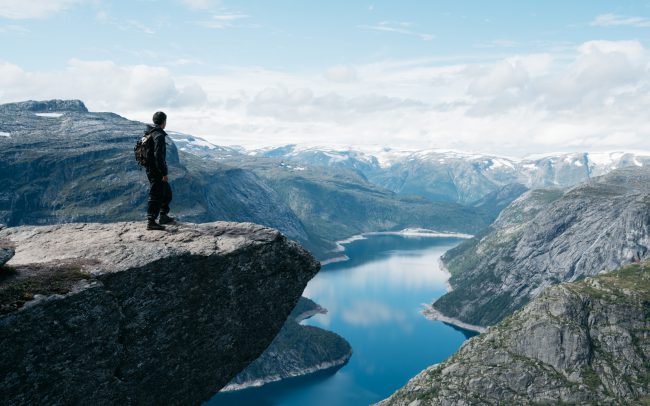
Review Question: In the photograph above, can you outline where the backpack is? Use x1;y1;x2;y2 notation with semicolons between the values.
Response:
134;131;154;167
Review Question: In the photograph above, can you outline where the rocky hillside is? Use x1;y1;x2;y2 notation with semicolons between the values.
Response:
221;297;352;391
0;100;308;244
171;133;493;246
432;167;650;327
0;221;319;405
378;262;650;406
0;100;491;260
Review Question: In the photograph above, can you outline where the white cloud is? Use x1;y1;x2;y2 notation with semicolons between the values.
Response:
180;0;219;10
212;13;248;21
358;21;434;41
0;59;206;111
591;13;650;28
324;65;358;83
468;59;530;96
195;12;248;29
0;0;84;19
2;40;650;157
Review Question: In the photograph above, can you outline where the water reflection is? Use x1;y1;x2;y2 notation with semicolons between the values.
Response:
211;235;476;406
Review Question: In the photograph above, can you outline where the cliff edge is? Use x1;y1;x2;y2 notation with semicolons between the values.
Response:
0;221;319;405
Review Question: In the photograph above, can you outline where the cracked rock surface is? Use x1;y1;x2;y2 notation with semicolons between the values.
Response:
0;221;319;405
378;263;650;406
435;167;650;327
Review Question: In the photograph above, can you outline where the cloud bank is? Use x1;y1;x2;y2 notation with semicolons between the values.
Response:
1;40;649;156
0;0;85;19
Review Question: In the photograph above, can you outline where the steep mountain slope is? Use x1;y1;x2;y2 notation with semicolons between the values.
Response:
379;262;650;406
0;100;491;259
0;221;319;405
168;133;491;246
223;155;490;244
0;100;308;245
433;167;650;327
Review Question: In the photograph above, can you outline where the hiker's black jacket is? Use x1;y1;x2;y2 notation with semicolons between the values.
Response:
145;124;168;177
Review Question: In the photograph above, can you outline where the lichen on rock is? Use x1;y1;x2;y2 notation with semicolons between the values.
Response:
378;262;650;406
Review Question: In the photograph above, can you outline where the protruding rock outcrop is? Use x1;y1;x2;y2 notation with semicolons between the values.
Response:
379;262;650;405
0;221;319;405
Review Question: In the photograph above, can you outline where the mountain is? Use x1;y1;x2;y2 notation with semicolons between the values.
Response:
0;100;308;245
0;221;319;405
432;167;650;327
0;100;490;260
221;297;352;391
167;134;492;250
251;145;650;204
378;262;650;405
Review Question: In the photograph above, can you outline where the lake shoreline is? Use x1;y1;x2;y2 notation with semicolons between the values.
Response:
220;352;352;392
421;305;487;334
423;258;486;334
321;228;473;266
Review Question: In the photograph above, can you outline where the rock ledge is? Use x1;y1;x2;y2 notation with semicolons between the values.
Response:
0;221;319;405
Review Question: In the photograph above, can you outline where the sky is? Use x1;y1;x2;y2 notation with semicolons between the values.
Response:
2;0;650;156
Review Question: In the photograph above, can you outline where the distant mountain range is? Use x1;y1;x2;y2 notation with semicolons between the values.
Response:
0;100;496;260
246;144;650;204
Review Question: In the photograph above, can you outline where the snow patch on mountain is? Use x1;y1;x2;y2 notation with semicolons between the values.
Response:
35;112;63;118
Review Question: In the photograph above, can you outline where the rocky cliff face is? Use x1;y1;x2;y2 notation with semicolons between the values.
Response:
0;221;319;405
433;167;650;327
379;262;650;406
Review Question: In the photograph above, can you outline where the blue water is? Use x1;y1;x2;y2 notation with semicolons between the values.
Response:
210;235;475;406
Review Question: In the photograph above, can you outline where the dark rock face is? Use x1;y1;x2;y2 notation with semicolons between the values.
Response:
434;167;650;327
379;263;650;406
0;99;89;113
0;225;13;267
0;221;319;405
0;247;13;267
221;297;352;391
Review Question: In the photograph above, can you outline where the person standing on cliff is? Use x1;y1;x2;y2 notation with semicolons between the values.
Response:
145;111;174;230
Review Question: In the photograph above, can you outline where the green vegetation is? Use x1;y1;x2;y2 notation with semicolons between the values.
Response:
571;262;650;303
0;262;91;314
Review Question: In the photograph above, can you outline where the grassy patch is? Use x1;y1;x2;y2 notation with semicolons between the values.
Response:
0;260;93;314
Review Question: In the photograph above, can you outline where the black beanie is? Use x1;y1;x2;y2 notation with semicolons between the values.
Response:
153;111;167;126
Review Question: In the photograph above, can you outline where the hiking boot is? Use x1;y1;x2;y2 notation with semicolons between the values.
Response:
146;219;166;231
159;213;175;225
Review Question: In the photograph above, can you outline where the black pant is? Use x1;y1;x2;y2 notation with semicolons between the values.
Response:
147;172;172;220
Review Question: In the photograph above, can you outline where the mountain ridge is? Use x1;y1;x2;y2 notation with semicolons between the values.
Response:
378;262;650;405
433;166;650;327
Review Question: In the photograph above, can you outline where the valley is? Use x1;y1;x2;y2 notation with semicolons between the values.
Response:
1;99;649;405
